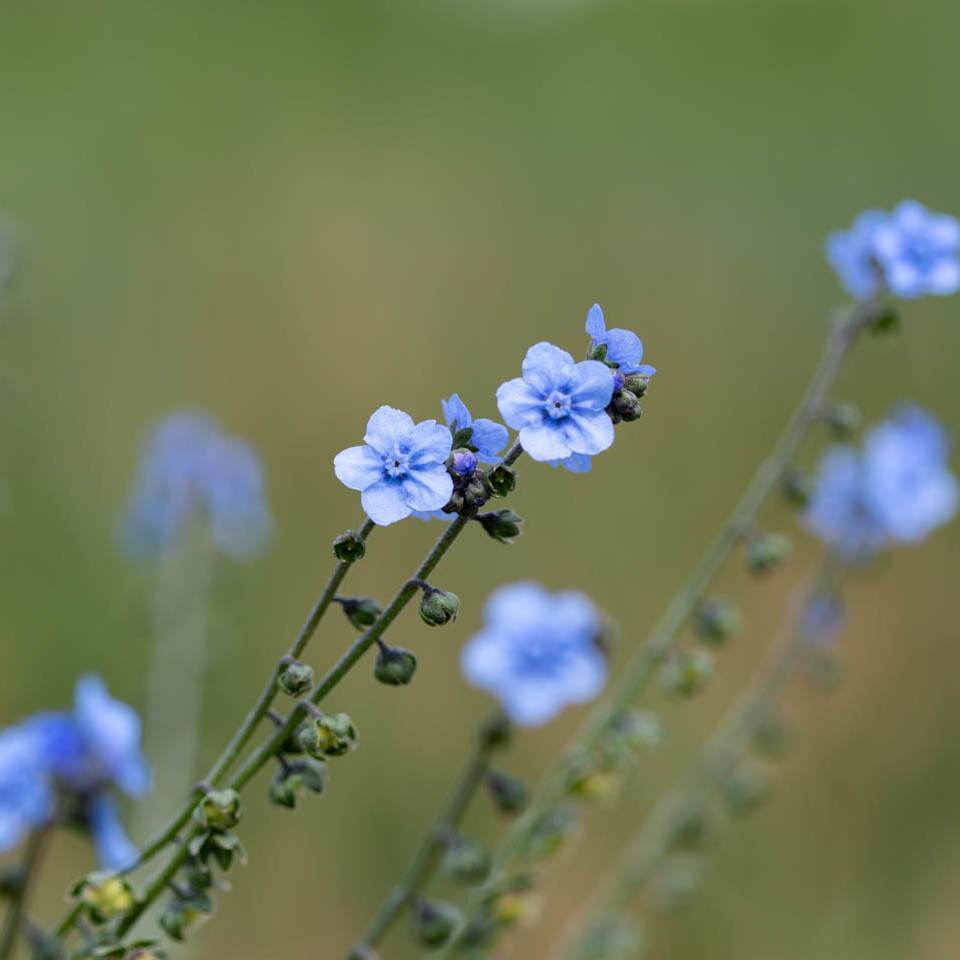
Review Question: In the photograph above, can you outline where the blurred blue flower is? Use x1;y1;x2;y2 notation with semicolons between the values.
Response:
496;343;615;464
873;201;960;299
805;405;958;557
0;676;149;870
120;410;273;561
441;394;509;466
334;406;453;526
826;202;960;300
460;582;607;726
585;304;656;378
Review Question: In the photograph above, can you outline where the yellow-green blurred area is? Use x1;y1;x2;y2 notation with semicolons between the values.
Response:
1;1;959;957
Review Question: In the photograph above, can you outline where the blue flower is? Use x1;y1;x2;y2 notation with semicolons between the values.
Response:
460;582;608;726
441;394;509;466
873;201;960;299
585;304;656;378
120;410;273;561
824;209;889;300
334;406;454;526
496;343;615;464
0;676;149;869
804;405;958;557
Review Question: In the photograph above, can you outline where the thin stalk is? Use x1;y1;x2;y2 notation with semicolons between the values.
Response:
439;302;876;955
556;557;846;959
352;734;494;955
0;824;52;960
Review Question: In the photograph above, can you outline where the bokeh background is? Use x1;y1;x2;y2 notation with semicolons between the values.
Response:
2;1;959;958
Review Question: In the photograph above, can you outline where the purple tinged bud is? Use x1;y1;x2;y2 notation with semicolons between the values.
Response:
451;449;479;477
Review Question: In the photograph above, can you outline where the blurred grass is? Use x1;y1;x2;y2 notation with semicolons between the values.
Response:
1;1;959;957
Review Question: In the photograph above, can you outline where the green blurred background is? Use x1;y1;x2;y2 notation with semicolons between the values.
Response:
1;1;959;957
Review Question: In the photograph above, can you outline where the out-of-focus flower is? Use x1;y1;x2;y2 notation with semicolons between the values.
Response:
460;582;607;726
585;304;656;378
334;406;453;525
120;410;273;560
825;210;889;300
496;343;614;464
804;405;957;557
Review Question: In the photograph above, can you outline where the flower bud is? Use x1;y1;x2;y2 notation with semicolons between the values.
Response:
159;893;212;942
73;873;137;925
332;530;366;563
277;660;313;697
302;713;359;757
569;767;620;803
692;597;741;645
652;853;706;911
450;448;479;477
781;467;813;508
419;589;460;627
442;834;490;885
622;373;650;398
269;758;328;808
485;463;517;498
573;921;645;960
723;762;770;816
659;649;713;698
476;509;523;543
745;532;793;574
868;304;900;336
671;809;709;851
484;770;528;815
611;389;643;422
478;712;512;750
754;712;796;758
491;890;541;927
373;645;418;686
268;775;298;809
411;899;462;948
195;789;244;829
608;710;663;752
589;342;608;362
337;596;382;630
524;807;578;861
451;426;475;449
825;401;862;439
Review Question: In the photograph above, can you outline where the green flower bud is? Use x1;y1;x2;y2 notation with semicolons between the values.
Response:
671;809;709;851
73;873;137;925
523;807;578;861
268;775;298;810
723;762;770;817
159;894;212;943
269;757;329;809
485;463;517;498
693;597;741;645
754;712;796;758
277;660;314;697
659;649;713;698
477;509;523;543
652;853;706;911
452;426;475;449
622;373;651;398
825;401;862;439
332;530;366;563
781;467;813;508
411;899;462;948
573;921;645;960
306;713;359;757
186;829;247;871
611;389;643;422
478;711;512;750
484;770;528;815
609;710;663;752
194;789;244;830
869;304;900;336
419;589;460;627
336;596;382;630
589;342;608;362
373;645;418;686
746;532;793;574
442;834;490;885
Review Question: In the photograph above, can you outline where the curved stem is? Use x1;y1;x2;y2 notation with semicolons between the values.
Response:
439;301;876;955
352;730;495;956
556;557;845;959
0;824;52;960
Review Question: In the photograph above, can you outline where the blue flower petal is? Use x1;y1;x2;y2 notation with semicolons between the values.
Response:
560;410;615;456
363;406;416;456
361;479;412;526
441;394;472;431
585;303;606;342
569;360;616;410
406;420;453;466
496;378;546;429
553;453;592;473
469;418;509;462
401;465;453;512
333;445;384;492
519;423;573;462
520;342;576;394
87;793;139;871
603;328;644;370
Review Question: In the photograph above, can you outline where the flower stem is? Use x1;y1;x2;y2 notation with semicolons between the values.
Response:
439;301;877;955
555;557;846;959
351;726;496;956
0;824;52;960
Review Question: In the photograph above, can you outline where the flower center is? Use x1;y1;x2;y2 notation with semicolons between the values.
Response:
545;391;571;421
384;453;410;479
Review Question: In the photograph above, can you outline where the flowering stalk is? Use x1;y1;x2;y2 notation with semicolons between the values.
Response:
351;716;502;957
556;557;845;960
437;298;880;955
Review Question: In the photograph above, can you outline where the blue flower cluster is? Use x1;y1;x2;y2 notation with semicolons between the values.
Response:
805;405;958;558
826;200;960;300
120;410;273;560
333;305;655;514
0;676;149;869
460;582;608;726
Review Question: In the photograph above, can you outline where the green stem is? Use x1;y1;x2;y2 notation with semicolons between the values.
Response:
558;557;846;959
0;825;52;960
351;731;495;955
439;301;875;955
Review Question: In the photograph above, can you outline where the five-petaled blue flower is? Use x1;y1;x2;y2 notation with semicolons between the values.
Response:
120;410;273;561
334;406;454;526
585;304;657;378
826;201;960;300
496;343;615;465
805;405;958;558
460;582;608;727
0;676;150;870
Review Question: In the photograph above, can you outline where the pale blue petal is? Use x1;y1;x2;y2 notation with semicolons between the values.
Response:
558;453;592;473
470;419;509;462
501;682;564;727
569;360;616;410
497;378;545;429
441;394;472;431
521;342;575;394
401;466;453;511
460;630;513;690
363;407;415;456
407;420;453;466
333;445;384;492
930;214;960;249
519;423;573;462
604;328;644;370
87;794;139;871
483;582;548;630
561;411;615;456
926;259;960;295
410;509;455;523
361;480;411;526
635;364;657;377
585;303;606;342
